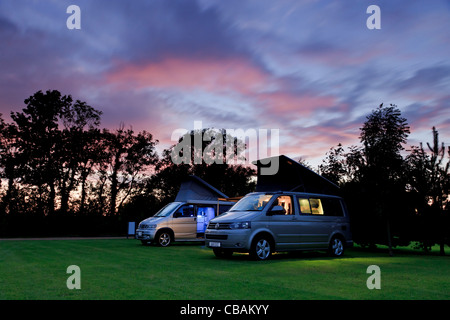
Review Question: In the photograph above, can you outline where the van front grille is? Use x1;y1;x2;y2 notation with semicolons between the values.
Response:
207;222;232;230
205;234;228;240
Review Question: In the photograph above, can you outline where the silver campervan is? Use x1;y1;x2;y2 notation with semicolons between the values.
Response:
205;191;353;260
136;200;234;246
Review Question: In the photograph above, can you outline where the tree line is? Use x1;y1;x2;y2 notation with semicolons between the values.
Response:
319;104;449;255
0;90;448;255
0;90;255;237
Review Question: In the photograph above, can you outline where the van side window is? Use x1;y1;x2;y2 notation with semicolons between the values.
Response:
298;198;323;215
176;205;195;217
298;198;311;214
273;195;294;215
321;198;344;217
299;198;344;216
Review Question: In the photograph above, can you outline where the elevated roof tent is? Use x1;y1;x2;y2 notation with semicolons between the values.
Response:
175;175;229;202
252;155;340;196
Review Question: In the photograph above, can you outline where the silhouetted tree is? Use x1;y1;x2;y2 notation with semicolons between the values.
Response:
9;90;103;216
102;125;158;216
319;143;347;186
10;91;68;215
0;116;21;214
320;104;411;254
77;129;105;215
149;128;255;206
359;104;410;255
58;99;102;214
406;127;449;255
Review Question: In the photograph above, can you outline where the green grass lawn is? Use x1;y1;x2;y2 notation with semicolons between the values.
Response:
0;239;448;300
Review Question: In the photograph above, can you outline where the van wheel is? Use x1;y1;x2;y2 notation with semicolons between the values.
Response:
156;231;172;247
328;236;345;257
250;236;273;261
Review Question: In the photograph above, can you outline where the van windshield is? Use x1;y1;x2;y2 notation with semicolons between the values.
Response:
229;194;273;212
153;202;182;217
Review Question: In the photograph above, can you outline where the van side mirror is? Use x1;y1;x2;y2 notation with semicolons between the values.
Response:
268;205;285;216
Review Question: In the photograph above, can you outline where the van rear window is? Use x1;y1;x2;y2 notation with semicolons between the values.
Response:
321;198;344;216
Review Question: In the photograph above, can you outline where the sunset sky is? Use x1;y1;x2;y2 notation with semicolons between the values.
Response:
1;0;449;167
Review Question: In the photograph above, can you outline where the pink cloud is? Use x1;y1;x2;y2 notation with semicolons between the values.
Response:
107;57;272;95
257;91;337;117
104;56;354;166
106;57;341;121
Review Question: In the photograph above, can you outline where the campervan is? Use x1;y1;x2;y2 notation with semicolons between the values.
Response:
136;175;235;246
136;200;234;246
205;191;353;260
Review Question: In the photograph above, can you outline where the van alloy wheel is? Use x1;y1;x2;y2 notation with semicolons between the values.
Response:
330;237;344;257
253;238;272;260
158;232;171;247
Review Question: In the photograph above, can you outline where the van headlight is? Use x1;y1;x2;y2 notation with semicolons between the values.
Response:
139;223;157;229
230;221;251;229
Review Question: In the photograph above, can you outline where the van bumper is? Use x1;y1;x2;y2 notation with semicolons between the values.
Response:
135;228;157;241
205;229;252;251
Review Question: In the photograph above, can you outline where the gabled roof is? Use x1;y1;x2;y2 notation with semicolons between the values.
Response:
252;155;340;196
175;175;228;202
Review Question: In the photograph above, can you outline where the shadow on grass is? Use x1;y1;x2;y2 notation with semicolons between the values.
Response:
205;245;449;263
134;238;448;263
138;240;205;247
205;249;349;263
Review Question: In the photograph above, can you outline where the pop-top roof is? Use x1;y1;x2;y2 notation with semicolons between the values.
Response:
252;155;340;196
174;175;228;202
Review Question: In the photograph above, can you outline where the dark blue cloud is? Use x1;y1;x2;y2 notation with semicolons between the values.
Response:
79;0;246;64
398;65;450;91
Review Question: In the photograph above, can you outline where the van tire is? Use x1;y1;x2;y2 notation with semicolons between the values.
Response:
156;230;173;247
250;235;273;261
328;236;345;257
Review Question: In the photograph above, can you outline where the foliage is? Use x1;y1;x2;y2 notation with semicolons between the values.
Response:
0;91;256;236
320;104;449;255
149;128;256;203
405;127;450;254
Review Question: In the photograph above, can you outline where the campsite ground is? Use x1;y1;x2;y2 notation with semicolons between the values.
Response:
0;238;448;300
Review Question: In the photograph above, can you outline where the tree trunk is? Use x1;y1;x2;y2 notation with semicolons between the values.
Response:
109;158;121;216
5;177;14;213
49;182;56;216
80;170;88;215
60;168;77;214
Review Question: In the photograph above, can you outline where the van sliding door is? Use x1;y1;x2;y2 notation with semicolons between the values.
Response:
268;195;298;249
295;197;331;248
172;205;197;239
